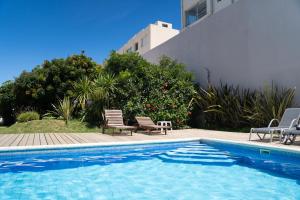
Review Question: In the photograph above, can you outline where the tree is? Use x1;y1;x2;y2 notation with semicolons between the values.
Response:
103;53;196;128
13;53;100;113
0;81;16;125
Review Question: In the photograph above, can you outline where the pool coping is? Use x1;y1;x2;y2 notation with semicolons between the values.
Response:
1;137;300;154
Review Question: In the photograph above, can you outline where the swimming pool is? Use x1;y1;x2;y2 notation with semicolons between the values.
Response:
0;140;299;200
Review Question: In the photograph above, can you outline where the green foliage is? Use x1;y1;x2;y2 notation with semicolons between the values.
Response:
17;111;40;123
244;85;296;127
0;81;16;125
104;54;195;128
73;77;94;110
191;84;295;129
1;50;295;131
0;119;98;134
13;53;100;113
49;97;74;125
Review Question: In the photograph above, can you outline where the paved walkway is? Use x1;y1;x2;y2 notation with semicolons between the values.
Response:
0;129;300;151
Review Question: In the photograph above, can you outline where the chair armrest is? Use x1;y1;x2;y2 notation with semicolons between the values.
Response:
268;119;279;128
288;118;298;129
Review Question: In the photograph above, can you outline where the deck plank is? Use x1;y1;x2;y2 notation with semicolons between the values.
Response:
66;134;82;143
19;134;30;146
44;133;54;145
0;134;11;146
53;133;68;144
0;134;7;141
59;133;74;144
62;133;81;144
10;134;25;146
33;133;40;146
71;134;90;143
3;134;19;147
39;133;47;145
26;134;35;146
83;133;104;142
49;133;60;145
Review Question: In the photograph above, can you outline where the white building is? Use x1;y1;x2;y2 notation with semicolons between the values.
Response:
118;21;179;55
181;0;240;28
144;0;300;102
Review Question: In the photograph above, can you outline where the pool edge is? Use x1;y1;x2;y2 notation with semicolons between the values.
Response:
1;137;300;154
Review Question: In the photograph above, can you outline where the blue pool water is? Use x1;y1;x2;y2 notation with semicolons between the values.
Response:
0;140;300;200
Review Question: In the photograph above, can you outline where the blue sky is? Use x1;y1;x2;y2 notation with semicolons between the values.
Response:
0;0;181;84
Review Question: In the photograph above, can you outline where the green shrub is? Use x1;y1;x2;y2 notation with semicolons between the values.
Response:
49;97;74;125
190;84;295;129
17;111;40;123
104;54;196;128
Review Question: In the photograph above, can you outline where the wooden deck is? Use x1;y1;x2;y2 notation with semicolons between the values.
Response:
0;133;107;147
0;129;299;151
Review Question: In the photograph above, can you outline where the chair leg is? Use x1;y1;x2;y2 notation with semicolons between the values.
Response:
291;134;297;144
249;129;253;141
270;130;273;143
257;133;262;140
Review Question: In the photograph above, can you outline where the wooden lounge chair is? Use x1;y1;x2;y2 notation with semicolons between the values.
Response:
135;117;171;135
103;110;136;136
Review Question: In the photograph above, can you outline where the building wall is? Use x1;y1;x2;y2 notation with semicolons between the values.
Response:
144;0;300;102
117;26;151;55
118;21;179;55
149;24;180;50
181;0;240;28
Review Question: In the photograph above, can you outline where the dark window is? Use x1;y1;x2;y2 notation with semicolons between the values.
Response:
185;1;207;27
134;42;138;51
126;47;132;52
162;23;168;28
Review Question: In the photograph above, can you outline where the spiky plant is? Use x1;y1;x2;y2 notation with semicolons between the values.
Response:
244;85;295;127
93;74;117;108
51;97;74;125
73;76;94;110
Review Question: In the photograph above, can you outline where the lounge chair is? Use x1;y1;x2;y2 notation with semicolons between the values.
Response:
135;117;171;135
103;109;136;136
249;108;300;142
281;128;300;145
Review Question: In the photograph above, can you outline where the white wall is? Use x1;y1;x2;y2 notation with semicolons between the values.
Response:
150;24;179;50
181;0;240;28
117;26;151;55
144;0;300;102
118;21;179;55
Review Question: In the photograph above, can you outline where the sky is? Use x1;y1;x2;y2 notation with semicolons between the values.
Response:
0;0;181;84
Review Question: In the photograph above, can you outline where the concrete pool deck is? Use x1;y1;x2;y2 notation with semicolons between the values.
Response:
0;129;300;151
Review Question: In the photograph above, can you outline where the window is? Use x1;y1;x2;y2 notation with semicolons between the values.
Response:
217;0;222;2
185;1;207;27
126;47;132;52
162;23;168;28
134;42;139;51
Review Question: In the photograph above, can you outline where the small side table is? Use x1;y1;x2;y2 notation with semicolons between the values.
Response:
157;121;173;133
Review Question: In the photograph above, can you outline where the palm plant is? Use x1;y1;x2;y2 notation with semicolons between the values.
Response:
93;74;117;108
73;77;94;110
50;97;74;125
